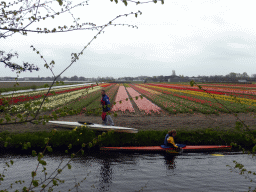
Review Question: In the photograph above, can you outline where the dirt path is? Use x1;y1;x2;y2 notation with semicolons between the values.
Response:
0;112;255;133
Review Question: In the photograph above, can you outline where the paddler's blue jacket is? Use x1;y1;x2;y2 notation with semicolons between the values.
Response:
164;133;178;148
164;133;169;146
101;94;111;112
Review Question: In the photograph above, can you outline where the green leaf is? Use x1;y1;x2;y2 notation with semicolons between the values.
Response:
67;164;72;169
44;138;49;144
6;137;11;141
190;80;195;87
32;150;37;157
52;179;57;186
32;180;39;187
252;145;256;153
46;146;53;152
27;142;31;148
31;171;36;177
39;160;47;166
123;0;127;6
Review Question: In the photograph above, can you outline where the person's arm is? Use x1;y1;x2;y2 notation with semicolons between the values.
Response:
167;137;178;148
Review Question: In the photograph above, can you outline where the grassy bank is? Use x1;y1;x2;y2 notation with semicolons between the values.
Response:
0;127;255;153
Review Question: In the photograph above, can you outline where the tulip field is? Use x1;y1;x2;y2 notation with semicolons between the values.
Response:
1;82;256;117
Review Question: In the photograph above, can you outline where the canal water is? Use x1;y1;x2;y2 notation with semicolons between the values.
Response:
0;152;255;191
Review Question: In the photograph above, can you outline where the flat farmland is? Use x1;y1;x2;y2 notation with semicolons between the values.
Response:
0;82;256;133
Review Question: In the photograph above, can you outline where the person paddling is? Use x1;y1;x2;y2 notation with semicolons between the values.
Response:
164;129;179;148
101;90;114;126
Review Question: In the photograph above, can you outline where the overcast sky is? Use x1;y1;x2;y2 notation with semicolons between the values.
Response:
1;0;256;78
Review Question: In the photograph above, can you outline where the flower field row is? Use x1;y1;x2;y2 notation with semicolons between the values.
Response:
99;83;112;88
2;84;93;98
141;84;256;113
151;85;256;107
131;84;214;114
16;86;102;113
199;83;256;88
0;84;98;105
126;87;161;114
149;83;256;97
55;86;105;115
111;86;135;113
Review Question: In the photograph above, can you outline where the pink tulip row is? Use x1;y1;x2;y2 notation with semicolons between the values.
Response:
111;86;135;113
126;87;161;114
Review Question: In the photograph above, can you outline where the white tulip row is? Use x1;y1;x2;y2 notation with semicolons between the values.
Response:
3;85;90;98
15;86;102;112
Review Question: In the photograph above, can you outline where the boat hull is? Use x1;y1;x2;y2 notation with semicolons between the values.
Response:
48;121;138;133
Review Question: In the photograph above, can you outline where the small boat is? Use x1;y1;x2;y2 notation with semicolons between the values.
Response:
48;121;138;133
100;145;232;153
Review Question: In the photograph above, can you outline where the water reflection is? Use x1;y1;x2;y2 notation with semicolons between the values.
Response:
164;155;177;170
99;157;112;191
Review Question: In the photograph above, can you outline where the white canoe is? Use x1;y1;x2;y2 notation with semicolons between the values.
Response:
48;121;138;133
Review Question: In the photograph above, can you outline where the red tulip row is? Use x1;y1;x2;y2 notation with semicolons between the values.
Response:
0;84;97;105
199;83;256;88
147;83;256;98
100;83;112;88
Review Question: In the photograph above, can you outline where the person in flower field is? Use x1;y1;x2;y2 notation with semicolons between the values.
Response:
101;90;114;126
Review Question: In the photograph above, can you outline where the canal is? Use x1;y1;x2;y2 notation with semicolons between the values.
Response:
0;152;255;191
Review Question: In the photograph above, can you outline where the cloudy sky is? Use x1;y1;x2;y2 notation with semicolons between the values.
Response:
1;0;256;79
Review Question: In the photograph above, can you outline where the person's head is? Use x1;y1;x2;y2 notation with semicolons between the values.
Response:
168;129;177;137
101;90;106;96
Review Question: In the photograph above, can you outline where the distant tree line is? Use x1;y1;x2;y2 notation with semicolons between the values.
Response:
1;72;255;83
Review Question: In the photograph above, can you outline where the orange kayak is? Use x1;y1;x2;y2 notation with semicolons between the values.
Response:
100;145;232;152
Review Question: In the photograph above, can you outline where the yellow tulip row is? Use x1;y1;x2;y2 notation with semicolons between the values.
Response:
146;85;256;107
